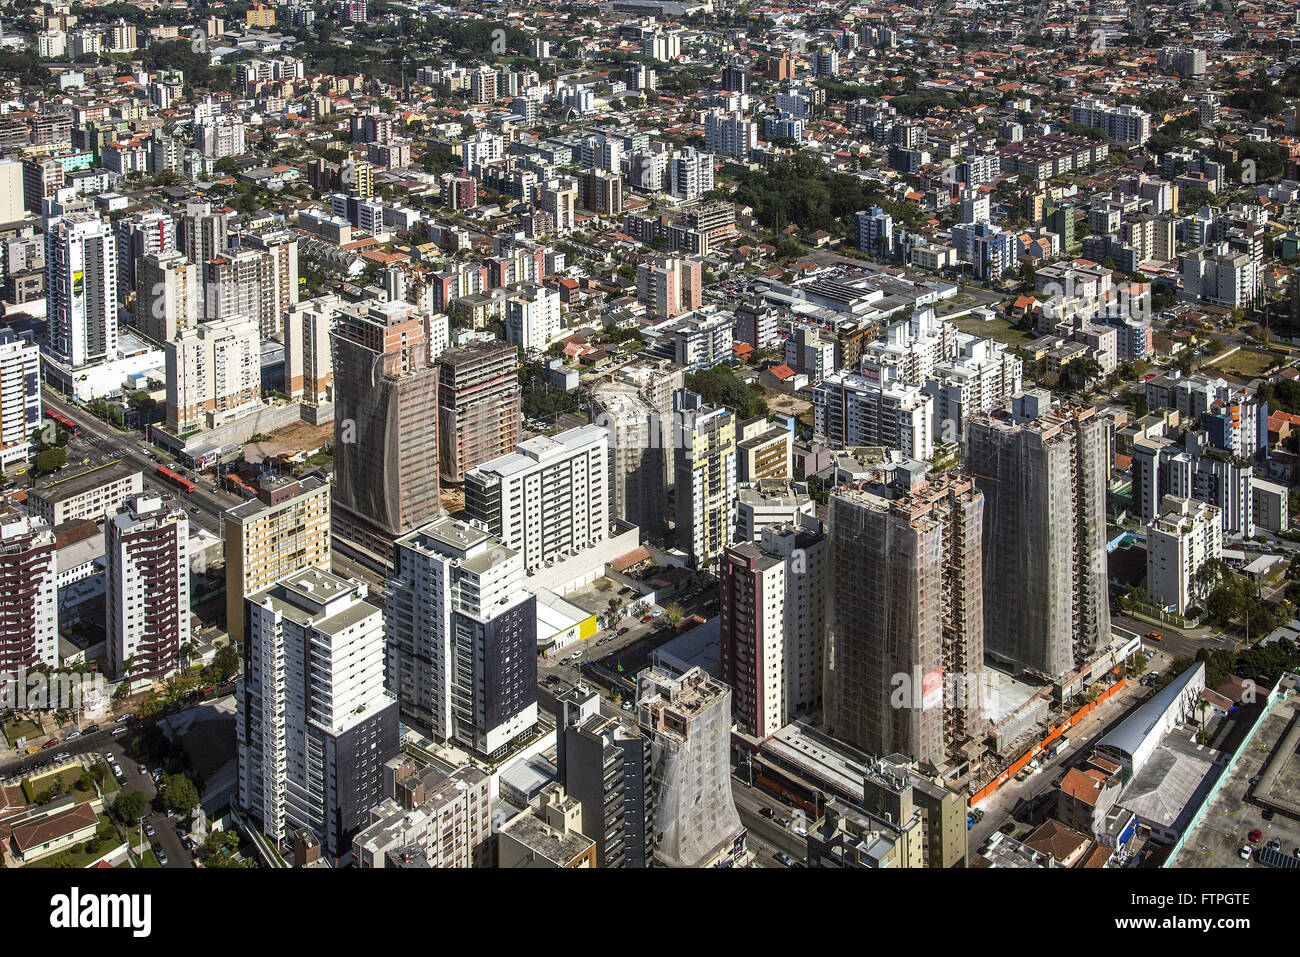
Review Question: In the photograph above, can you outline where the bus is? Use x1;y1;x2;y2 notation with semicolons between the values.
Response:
43;409;81;436
155;465;197;493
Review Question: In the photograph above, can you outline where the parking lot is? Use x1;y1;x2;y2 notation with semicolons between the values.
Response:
1173;686;1300;869
3;715;195;868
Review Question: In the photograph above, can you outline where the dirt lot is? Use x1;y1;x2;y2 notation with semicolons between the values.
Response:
243;420;334;463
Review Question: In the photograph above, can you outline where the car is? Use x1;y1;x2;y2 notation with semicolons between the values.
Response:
84;724;99;734
1239;845;1252;860
617;627;630;635
55;752;70;761
42;738;58;749
64;730;81;740
1146;631;1163;641
115;714;132;724
640;615;653;623
760;807;775;819
793;825;808;838
1262;808;1274;820
773;852;795;867
1293;847;1300;861
1249;829;1262;843
776;815;791;828
1269;838;1282;851
111;727;127;736
156;851;168;866
651;609;662;617
145;824;156;837
621;701;633;711
138;764;148;775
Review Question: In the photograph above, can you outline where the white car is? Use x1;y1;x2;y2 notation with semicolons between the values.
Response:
1239;845;1252;861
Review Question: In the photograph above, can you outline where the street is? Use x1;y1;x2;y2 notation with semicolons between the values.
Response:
3;718;194;868
41;390;243;536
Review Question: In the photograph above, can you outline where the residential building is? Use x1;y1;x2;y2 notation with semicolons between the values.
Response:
719;517;827;738
636;665;744;868
45;213;118;368
105;495;189;683
332;299;441;568
813;369;934;460
353;758;491;868
437;341;521;484
965;393;1110;680
237;568;399;858
222;475;332;643
735;480;816;543
135;251;199;345
591;382;667;537
282;297;334;405
1146;495;1222;616
824;464;984;766
0;329;40;471
464;425;611;573
26;461;141;526
554;686;654;867
164;315;261;433
674;391;737;569
498;784;596;867
0;515;58;683
385;517;538;757
736;416;792;482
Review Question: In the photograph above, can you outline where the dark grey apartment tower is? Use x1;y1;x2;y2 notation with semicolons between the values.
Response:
555;686;654;867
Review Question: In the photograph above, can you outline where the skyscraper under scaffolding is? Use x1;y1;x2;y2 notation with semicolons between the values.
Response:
636;665;745;868
332;301;441;569
965;391;1110;680
824;461;984;768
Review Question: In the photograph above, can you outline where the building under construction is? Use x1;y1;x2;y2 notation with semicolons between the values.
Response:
824;460;985;770
332;302;441;570
965;391;1110;681
636;665;745;868
590;380;667;538
437;340;521;485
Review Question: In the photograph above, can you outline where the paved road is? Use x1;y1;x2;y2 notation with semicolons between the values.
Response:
3;719;193;868
1111;613;1229;661
731;777;809;865
42;390;243;536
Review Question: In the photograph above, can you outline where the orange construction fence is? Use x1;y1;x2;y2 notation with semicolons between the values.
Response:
969;675;1125;808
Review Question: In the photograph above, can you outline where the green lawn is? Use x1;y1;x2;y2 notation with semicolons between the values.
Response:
3;718;41;747
140;849;161;868
21;767;95;805
951;314;1037;347
1204;349;1281;378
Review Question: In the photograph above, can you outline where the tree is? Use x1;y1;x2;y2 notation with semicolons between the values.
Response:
34;448;67;474
663;603;685;626
112;789;149;825
1065;356;1104;389
212;644;241;683
160;773;199;815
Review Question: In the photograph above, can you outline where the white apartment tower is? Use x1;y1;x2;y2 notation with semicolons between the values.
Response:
464;425;611;573
1146;495;1223;616
165;315;262;433
385;518;539;757
237;568;399;858
46;213;118;368
0;329;41;472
